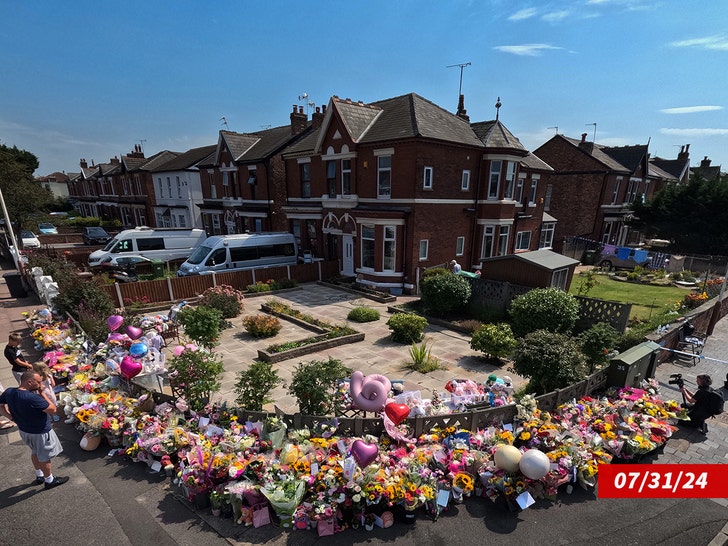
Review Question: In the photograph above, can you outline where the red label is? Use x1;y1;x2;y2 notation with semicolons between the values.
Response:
598;464;728;498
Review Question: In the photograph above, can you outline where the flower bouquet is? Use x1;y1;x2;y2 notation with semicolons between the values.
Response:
261;477;306;528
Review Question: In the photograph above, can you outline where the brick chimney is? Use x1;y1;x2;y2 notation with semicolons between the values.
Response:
110;156;120;165
701;156;712;168
579;132;594;153
80;158;87;169
312;106;325;129
677;143;690;162
290;104;307;135
456;94;469;121
128;144;145;159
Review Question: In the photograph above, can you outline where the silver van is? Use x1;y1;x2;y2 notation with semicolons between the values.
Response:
177;232;298;276
88;227;207;267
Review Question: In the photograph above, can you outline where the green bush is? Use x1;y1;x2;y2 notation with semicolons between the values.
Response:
420;273;471;316
577;322;619;371
470;323;517;360
234;360;282;411
419;266;450;291
347;306;380;322
247;281;272;293
508;288;580;338
243;314;282;338
386;312;428;343
512;329;588;394
178;305;223;348
167;348;224;411
288;357;352;416
199;284;245;319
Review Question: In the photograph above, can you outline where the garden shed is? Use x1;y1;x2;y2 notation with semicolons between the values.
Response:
479;249;579;290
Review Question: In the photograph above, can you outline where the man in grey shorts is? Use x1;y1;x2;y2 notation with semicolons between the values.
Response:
0;370;68;489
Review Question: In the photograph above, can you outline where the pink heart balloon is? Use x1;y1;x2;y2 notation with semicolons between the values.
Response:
107;332;125;343
350;439;378;468
120;355;142;379
107;315;123;332
126;325;143;340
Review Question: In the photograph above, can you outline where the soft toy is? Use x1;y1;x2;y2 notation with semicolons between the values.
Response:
238;505;253;526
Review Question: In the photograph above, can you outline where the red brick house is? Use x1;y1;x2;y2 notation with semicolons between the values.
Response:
280;93;553;293
195;109;310;236
533;133;675;250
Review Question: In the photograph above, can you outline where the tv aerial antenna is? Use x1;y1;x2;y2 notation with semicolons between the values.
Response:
586;122;597;142
220;116;229;129
547;126;559;135
446;61;471;100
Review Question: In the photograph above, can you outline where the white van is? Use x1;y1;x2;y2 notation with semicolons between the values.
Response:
88;227;207;267
177;232;298;276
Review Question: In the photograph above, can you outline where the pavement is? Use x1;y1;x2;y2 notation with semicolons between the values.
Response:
1;261;727;546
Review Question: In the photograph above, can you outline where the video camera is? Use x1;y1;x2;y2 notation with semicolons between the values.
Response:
668;373;685;389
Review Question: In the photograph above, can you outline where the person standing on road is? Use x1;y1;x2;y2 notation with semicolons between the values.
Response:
5;332;33;384
0;370;68;489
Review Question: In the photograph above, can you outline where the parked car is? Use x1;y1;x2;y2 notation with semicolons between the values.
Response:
82;226;111;245
37;222;58;234
599;249;653;271
20;230;41;249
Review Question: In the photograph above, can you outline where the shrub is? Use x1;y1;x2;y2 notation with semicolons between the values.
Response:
247;281;272;293
167;348;224;411
512;329;588;394
243;314;282;338
347;306;380;322
508;288;580;338
407;339;442;372
178;305;223;348
199;284;244;319
470;323;517;360
614;328;647;353
420;273;471;316
453;319;484;333
234;360;282;411
575;270;600;297
577;322;620;371
386;313;428;343
418;266;450;291
288;357;352;415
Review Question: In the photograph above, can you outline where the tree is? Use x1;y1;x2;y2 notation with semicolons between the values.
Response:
512;330;588;394
630;173;728;255
0;144;53;231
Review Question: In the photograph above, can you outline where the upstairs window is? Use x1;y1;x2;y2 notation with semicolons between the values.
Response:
423;166;433;190
327;161;336;198
342;159;351;195
377;155;391;198
529;180;538;205
301;163;311;198
456;236;465;256
488;160;501;199
515;177;524;203
461;170;470;191
611;177;622;204
504;162;516;199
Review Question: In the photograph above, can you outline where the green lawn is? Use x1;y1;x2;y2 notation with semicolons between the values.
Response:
568;274;690;321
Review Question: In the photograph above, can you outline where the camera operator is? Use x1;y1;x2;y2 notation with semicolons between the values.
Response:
680;374;713;433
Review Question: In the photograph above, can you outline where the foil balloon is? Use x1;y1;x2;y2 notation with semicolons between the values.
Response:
128;342;148;358
350;439;379;468
384;403;410;425
519;449;550;480
120;355;142;379
350;371;391;412
126;326;143;340
107;315;123;332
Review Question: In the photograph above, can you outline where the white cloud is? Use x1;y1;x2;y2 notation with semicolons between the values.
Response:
660;106;723;114
508;8;538;21
660;128;728;137
670;35;728;51
493;44;562;56
542;10;570;22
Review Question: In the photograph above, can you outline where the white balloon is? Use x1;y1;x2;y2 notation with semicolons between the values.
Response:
494;445;522;472
519;449;550;480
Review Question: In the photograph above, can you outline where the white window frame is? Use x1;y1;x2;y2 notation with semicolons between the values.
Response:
611;177;622;205
456;236;465;256
488;160;501;200
461;170;470;191
423;166;433;190
377;155;392;199
341;158;351;195
419;239;429;261
383;225;396;271
166;177;172;198
552;268;568;290
544;184;553;211
529;179;538;205
516;230;531;251
481;226;495;259
498;225;510;255
176;176;182;198
515;177;525;203
539;222;555;249
158;177;163;197
504;161;516;200
362;224;375;269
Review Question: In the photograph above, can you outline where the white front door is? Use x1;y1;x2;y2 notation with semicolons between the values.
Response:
342;235;355;276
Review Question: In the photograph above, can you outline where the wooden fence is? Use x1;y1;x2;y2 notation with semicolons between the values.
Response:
101;260;340;307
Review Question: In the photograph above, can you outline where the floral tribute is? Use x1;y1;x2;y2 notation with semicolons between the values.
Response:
28;307;688;535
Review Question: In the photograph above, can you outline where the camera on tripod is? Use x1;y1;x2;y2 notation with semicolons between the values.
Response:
668;373;684;389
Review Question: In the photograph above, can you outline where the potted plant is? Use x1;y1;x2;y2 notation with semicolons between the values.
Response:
210;488;223;517
363;512;376;531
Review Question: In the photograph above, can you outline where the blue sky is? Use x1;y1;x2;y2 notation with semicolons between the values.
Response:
2;0;727;176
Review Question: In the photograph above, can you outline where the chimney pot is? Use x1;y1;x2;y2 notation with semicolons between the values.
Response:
292;104;297;113
315;106;320;113
581;133;588;143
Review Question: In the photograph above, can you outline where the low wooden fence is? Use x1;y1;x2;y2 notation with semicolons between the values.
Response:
100;260;340;307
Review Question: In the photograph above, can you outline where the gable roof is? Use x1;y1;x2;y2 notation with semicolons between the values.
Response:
651;157;689;181
601;144;648;173
220;130;260;161
520;152;553;171
151;145;217;172
138;150;180;171
122;156;148;171
557;135;631;173
471;120;528;154
647;162;676;181
282;127;322;158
